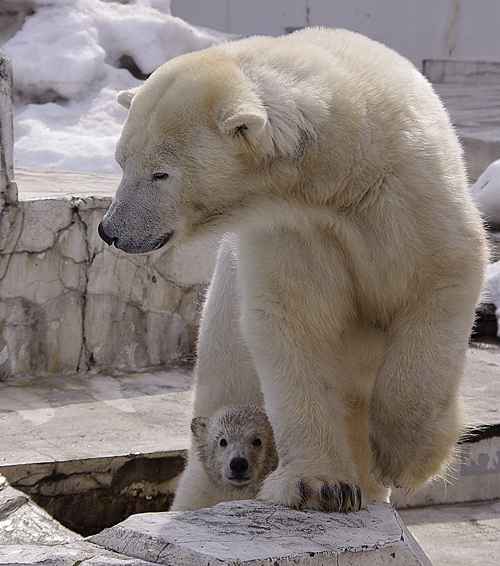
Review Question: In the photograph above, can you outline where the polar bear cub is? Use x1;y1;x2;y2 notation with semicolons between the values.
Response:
181;405;278;509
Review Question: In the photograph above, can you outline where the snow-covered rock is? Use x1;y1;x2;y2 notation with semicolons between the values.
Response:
471;158;500;229
0;0;234;173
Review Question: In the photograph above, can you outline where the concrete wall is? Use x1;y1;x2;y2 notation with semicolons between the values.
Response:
0;50;217;380
0;195;216;379
171;0;500;70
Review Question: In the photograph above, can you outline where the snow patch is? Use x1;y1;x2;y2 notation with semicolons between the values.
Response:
1;0;234;173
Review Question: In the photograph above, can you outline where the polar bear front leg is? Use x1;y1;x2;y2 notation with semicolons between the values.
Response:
253;353;363;513
237;233;363;512
240;308;362;512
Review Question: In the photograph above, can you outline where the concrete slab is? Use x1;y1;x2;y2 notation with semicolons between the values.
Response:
89;500;432;566
0;368;193;466
462;343;500;429
399;499;500;566
435;84;500;180
0;341;497;531
14;166;118;200
0;368;194;534
0;346;495;471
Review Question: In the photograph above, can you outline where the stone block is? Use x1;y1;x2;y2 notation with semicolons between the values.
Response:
424;59;500;85
0;474;159;565
16;199;73;253
0;368;193;533
89;500;432;565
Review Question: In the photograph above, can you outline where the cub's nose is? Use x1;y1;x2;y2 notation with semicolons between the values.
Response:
98;221;116;246
230;456;249;475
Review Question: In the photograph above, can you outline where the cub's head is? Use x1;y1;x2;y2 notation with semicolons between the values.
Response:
192;405;278;493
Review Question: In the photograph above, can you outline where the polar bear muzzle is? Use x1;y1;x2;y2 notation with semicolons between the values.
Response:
97;220;172;254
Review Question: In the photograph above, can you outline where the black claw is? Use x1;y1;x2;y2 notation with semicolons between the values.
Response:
319;484;333;510
347;484;356;508
331;483;343;511
356;485;362;511
320;484;331;500
297;481;308;504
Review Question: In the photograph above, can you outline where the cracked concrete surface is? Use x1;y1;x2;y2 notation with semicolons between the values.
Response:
89;500;432;565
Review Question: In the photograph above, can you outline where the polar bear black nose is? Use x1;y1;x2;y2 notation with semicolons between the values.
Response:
98;221;116;246
230;456;249;475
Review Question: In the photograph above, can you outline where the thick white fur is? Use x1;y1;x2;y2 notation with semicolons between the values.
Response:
100;28;488;511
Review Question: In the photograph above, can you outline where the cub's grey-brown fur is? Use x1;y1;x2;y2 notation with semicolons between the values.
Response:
173;405;278;509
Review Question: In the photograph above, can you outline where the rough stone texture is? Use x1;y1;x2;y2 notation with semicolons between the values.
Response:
89;500;432;565
0;474;158;565
0;474;82;546
1;473;435;566
0;192;217;379
0;48;17;208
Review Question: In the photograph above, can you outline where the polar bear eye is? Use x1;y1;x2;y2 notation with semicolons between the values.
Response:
152;172;169;181
252;438;262;447
219;438;228;447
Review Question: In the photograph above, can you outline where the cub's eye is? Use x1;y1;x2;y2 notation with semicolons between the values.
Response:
219;438;228;447
153;172;169;180
252;438;262;447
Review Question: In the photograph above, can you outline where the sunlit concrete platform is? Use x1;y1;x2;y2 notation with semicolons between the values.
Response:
0;367;194;535
399;499;500;566
1;477;432;566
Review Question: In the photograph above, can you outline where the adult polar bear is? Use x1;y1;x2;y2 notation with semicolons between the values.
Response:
99;28;487;512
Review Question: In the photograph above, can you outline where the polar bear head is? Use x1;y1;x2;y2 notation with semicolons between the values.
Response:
98;50;272;254
98;45;328;253
192;405;278;493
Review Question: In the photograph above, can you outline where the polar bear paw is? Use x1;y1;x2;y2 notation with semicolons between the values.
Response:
369;434;431;489
258;471;362;513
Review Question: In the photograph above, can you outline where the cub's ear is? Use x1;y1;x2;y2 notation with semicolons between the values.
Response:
117;86;141;109
190;417;209;441
217;102;268;144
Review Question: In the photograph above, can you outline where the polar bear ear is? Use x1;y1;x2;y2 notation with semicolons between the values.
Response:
191;417;209;441
117;87;141;109
217;102;268;145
